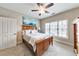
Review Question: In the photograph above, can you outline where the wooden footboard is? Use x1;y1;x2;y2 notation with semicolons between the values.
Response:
23;36;53;56
35;40;44;56
35;37;53;56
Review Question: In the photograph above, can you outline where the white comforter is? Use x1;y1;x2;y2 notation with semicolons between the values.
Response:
23;32;52;52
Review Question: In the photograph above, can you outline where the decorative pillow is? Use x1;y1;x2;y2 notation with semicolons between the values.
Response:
29;30;32;33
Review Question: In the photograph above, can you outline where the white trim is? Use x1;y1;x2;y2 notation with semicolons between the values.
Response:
54;39;73;47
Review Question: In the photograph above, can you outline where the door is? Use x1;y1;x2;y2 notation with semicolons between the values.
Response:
73;24;78;54
7;18;17;48
2;17;8;49
0;17;17;49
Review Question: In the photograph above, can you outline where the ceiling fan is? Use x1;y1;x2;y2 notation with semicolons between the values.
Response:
31;3;54;16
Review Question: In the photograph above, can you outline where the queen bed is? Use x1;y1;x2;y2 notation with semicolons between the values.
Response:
22;25;53;56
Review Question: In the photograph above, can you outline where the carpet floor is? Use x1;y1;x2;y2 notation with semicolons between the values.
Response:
0;41;76;56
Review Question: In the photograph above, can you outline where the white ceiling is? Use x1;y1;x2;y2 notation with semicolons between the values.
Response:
0;3;79;19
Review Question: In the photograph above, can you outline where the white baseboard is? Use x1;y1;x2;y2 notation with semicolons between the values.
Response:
54;39;73;47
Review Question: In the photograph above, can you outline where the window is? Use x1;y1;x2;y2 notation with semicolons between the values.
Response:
45;23;50;34
45;20;68;38
58;20;68;38
50;22;58;36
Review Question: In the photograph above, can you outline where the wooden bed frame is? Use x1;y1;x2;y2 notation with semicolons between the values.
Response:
22;25;53;56
23;36;53;56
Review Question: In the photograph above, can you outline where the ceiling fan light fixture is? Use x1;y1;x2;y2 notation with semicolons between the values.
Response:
39;10;45;14
32;3;54;16
39;6;45;13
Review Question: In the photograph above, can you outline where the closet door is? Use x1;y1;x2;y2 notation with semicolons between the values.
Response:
7;18;12;48
7;18;17;47
2;17;8;49
11;19;17;47
0;17;17;49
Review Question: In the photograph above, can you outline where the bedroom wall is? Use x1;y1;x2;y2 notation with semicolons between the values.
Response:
0;7;23;44
40;7;79;47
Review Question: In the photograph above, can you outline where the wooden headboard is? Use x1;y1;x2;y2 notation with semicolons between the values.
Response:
22;25;33;30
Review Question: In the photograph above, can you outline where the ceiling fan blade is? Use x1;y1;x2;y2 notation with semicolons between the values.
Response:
32;10;38;12
40;3;44;6
37;3;41;6
39;13;41;16
45;3;54;8
45;11;49;13
37;3;44;6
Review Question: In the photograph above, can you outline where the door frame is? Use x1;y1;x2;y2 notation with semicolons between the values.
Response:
73;24;78;54
72;17;79;54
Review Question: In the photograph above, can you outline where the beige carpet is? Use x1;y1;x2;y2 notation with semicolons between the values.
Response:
0;41;76;56
42;42;76;56
0;43;33;56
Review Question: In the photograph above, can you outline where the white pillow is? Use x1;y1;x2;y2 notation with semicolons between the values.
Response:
32;30;38;33
25;30;30;33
